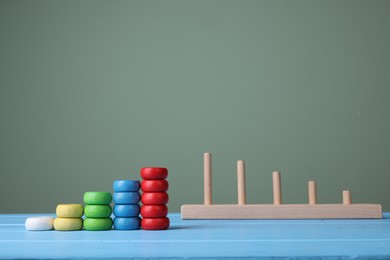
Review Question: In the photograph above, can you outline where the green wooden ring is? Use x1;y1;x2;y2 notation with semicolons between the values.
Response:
83;218;112;231
83;192;112;205
84;205;112;218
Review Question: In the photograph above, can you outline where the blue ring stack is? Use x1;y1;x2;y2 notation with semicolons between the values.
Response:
112;180;141;230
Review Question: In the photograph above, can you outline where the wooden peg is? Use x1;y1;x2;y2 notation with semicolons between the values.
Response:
343;190;351;205
308;181;317;205
237;160;246;205
273;171;282;205
204;153;212;205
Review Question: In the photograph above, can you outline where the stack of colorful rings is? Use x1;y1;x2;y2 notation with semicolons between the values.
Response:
83;192;113;231
140;167;170;230
54;204;83;231
113;180;141;230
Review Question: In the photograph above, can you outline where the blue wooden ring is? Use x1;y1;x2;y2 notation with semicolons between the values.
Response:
114;217;141;230
113;192;140;204
113;205;140;217
113;180;140;192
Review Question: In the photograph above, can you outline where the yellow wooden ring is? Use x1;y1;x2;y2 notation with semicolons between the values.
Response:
54;217;83;231
56;204;84;218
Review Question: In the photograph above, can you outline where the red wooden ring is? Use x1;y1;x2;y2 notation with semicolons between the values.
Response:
141;192;169;205
141;180;169;192
140;167;168;180
141;205;168;218
141;217;170;230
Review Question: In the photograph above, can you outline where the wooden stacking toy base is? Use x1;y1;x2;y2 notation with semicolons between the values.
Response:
181;204;382;219
181;153;383;220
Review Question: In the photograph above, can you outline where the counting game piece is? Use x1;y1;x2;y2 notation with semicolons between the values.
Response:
141;192;169;205
141;180;169;192
83;218;113;231
54;217;83;231
113;180;140;192
113;192;140;204
181;152;383;219
54;203;84;231
114;217;141;230
84;205;112;218
140;167;170;230
141;217;170;230
25;217;54;231
140;167;168;180
83;191;112;231
113;204;140;217
112;179;141;230
140;205;168;218
83;192;112;205
56;204;84;218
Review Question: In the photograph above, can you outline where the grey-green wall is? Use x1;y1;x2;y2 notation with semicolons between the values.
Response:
1;0;389;213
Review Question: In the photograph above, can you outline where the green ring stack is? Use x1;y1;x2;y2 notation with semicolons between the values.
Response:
83;192;112;231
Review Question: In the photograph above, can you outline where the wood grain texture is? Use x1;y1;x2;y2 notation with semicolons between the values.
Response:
181;204;382;219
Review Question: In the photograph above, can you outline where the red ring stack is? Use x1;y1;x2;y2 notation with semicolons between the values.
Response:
140;167;170;230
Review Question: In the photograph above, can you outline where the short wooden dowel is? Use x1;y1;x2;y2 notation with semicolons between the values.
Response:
273;171;282;205
204;153;212;205
308;181;317;205
343;190;351;205
237;160;246;205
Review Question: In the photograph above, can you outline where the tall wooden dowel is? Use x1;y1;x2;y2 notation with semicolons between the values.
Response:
273;171;282;205
308;181;317;205
237;160;246;205
343;190;351;205
204;153;212;205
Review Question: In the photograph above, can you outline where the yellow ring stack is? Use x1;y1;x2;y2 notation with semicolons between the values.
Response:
54;204;83;231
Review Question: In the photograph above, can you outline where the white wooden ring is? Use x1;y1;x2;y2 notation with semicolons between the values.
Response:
25;217;54;231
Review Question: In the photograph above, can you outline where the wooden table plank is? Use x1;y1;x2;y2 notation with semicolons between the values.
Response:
1;213;390;259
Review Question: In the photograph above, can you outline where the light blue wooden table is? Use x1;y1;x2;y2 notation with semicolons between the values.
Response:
1;213;390;259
